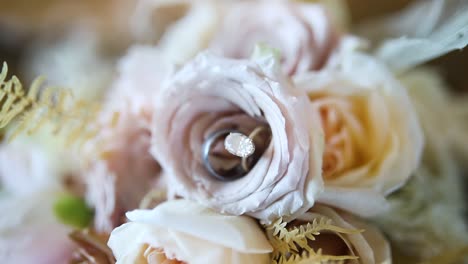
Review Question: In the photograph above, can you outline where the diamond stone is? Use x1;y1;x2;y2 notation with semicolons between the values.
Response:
224;132;255;158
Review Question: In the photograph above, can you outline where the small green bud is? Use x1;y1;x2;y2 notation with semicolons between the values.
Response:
53;193;93;229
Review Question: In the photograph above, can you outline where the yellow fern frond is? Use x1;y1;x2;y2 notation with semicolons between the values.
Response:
276;249;357;264
0;62;118;148
266;217;361;264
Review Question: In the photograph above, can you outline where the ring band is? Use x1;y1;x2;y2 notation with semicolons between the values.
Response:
241;126;269;171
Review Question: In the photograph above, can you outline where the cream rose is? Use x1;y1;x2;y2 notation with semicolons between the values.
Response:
371;68;468;260
84;46;172;231
374;166;468;261
295;38;424;217
150;52;324;222
209;0;339;75
268;204;391;264
402;67;468;165
107;199;272;264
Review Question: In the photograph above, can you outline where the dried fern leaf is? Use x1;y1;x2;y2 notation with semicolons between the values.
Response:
0;62;117;149
69;229;115;264
266;217;361;264
277;249;358;264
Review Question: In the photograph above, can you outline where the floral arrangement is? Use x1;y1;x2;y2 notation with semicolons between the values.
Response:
1;0;468;264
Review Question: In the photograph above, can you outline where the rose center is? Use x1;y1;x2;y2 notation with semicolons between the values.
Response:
203;123;272;181
144;246;187;264
313;97;361;180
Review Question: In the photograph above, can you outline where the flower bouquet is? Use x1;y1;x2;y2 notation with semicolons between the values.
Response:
1;0;468;264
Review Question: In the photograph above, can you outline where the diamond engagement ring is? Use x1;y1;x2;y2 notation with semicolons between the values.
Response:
202;126;270;181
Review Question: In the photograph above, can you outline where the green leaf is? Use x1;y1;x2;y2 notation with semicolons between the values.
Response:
53;193;93;229
251;43;281;62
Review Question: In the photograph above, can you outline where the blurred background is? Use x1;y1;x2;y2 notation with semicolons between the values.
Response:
0;0;466;93
0;1;466;262
349;0;468;93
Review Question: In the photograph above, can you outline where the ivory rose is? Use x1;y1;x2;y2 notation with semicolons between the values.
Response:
107;200;272;264
150;52;324;222
290;205;391;264
403;67;468;164
374;166;468;261
84;46;171;231
209;0;339;75
372;68;468;260
295;38;424;217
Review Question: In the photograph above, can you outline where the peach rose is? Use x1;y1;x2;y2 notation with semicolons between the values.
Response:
209;1;338;75
268;204;390;264
107;200;272;264
295;38;424;217
84;46;172;231
150;52;324;222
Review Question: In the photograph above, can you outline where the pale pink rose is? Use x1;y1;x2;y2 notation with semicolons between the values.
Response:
0;143;74;264
295;205;391;264
0;192;75;264
131;0;219;44
108;200;272;264
0;143;62;194
85;114;162;232
150;52;324;222
295;38;424;217
84;46;172;231
209;1;339;75
107;45;175;117
132;0;223;64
